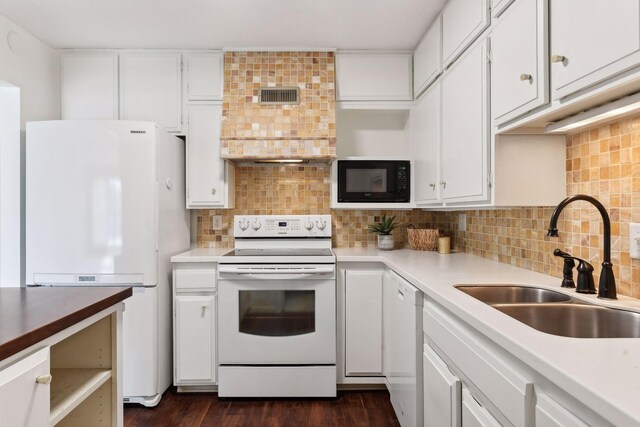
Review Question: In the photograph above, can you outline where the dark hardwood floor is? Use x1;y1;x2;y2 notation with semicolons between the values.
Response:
124;388;400;427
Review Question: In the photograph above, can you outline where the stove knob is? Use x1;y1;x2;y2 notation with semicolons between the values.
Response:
316;219;327;230
304;219;314;230
238;219;249;231
251;219;262;231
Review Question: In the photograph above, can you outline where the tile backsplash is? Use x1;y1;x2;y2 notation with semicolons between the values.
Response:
441;114;640;298
197;165;438;249
199;114;640;298
220;51;336;160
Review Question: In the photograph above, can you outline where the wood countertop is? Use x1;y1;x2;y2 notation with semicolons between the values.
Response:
0;287;132;361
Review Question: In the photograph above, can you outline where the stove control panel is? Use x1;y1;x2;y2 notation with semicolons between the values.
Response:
234;215;332;238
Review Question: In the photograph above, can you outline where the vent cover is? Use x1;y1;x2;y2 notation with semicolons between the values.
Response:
258;87;300;105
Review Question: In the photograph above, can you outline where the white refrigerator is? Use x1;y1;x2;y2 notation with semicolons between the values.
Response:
25;120;190;406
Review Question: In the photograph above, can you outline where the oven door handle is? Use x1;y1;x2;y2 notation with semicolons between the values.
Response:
218;265;335;279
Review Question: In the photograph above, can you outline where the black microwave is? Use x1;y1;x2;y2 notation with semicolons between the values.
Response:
337;160;410;203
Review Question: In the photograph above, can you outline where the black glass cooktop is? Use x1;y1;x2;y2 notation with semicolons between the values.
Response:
223;248;334;257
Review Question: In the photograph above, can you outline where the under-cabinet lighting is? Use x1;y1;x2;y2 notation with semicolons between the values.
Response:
545;92;640;133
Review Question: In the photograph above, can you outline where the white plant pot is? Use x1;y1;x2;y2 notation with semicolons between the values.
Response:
378;234;394;251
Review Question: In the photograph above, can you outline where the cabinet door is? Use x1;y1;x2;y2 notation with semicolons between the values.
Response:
186;105;226;207
423;345;461;427
492;0;515;18
0;347;50;426
414;16;442;97
551;0;640;100
61;52;118;120
441;40;489;203
345;270;383;376
412;83;441;205
490;0;548;125
442;0;490;67
175;295;216;384
536;394;588;427
186;52;223;101
120;52;182;132
461;387;501;427
336;53;413;101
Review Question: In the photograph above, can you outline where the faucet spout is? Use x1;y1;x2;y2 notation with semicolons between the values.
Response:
547;194;616;299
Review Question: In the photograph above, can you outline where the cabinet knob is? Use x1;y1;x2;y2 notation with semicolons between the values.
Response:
440;180;447;190
201;305;207;316
551;55;566;63
36;374;52;385
428;182;436;190
211;188;216;195
520;73;532;81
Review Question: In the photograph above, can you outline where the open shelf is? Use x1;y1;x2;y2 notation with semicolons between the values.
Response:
50;368;111;426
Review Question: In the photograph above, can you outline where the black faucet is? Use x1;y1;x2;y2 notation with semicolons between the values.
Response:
547;194;617;300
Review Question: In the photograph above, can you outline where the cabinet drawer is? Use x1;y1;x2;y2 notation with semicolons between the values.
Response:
175;268;216;290
424;301;534;427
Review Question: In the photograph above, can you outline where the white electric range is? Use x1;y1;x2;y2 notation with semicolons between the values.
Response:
217;215;336;398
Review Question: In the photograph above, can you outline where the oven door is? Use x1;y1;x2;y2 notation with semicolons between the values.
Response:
218;265;336;365
337;160;410;202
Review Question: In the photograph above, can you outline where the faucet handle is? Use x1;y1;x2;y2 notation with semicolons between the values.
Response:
575;259;596;294
553;249;576;288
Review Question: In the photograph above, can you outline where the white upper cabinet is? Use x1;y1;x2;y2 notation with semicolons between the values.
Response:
442;0;490;67
412;82;441;205
120;52;183;132
413;16;442;98
186;105;233;208
490;0;549;125
441;40;489;203
186;52;224;101
336;52;413;101
61;52;118;120
551;0;640;100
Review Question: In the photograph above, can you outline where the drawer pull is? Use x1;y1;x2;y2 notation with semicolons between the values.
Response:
428;182;436;190
551;55;566;63
36;374;52;385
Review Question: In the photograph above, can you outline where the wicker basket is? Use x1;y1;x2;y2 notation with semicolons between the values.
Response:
407;228;439;251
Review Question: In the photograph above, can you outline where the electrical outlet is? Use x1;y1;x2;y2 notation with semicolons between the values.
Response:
212;215;223;231
630;223;640;259
458;214;467;232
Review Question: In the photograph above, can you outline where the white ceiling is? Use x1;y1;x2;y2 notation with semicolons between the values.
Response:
0;0;447;50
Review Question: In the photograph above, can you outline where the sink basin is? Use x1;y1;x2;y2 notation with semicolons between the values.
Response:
495;304;640;338
456;285;573;304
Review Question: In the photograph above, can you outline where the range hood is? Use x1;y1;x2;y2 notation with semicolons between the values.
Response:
220;51;337;162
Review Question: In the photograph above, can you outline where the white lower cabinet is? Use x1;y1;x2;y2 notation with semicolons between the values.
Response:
0;347;50;427
461;387;501;427
175;295;216;384
535;394;588;427
344;270;383;377
173;263;217;388
385;271;423;427
423;344;461;427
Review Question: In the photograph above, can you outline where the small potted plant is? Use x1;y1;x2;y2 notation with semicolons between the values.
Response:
368;214;400;250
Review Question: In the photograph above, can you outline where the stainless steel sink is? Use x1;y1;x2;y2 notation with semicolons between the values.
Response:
456;285;573;304
494;303;640;338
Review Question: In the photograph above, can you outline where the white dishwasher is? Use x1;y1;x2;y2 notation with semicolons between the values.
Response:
385;270;423;427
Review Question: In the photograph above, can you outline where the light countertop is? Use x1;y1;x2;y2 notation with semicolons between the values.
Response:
171;245;640;425
335;247;640;427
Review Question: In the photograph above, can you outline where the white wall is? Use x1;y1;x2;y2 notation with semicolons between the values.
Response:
0;14;60;286
0;82;20;286
0;13;60;128
336;109;411;158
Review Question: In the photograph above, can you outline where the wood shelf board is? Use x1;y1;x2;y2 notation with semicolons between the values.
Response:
50;368;111;426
